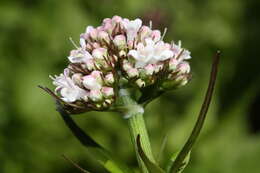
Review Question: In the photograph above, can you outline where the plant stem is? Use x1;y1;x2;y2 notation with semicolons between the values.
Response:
119;89;155;173
128;112;155;173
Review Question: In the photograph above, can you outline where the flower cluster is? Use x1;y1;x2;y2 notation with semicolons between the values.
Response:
50;16;191;112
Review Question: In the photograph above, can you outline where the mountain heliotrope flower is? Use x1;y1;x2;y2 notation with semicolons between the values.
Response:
49;16;191;113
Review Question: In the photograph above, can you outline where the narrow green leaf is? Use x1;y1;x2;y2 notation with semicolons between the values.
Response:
166;152;190;173
136;135;165;173
169;51;221;173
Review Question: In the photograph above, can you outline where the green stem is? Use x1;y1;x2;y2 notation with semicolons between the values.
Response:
128;113;155;173
119;89;155;173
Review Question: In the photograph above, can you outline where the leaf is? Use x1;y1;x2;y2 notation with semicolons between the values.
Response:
136;135;165;173
56;101;133;173
166;152;190;173
62;154;92;173
168;51;221;173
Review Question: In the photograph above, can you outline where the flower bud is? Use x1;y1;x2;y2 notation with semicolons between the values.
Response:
89;89;103;102
113;35;127;50
101;87;114;98
144;64;155;75
127;68;139;78
92;48;108;59
72;73;83;86
112;15;123;25
122;60;132;71
151;30;161;42
98;31;110;43
83;74;102;90
169;58;179;71
139;26;152;40
102;20;113;34
85;59;95;70
105;73;115;85
136;79;145;88
177;62;190;74
86;26;98;40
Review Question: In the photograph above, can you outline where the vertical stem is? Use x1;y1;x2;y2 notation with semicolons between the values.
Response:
119;89;155;173
128;112;155;173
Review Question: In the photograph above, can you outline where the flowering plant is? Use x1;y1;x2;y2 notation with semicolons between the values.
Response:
40;16;220;173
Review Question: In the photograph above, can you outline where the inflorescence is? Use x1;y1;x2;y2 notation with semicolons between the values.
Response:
49;16;191;113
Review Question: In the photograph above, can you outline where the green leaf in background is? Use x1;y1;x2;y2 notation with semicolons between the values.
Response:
136;135;165;173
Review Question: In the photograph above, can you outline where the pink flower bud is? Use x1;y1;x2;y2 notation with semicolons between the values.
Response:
98;31;110;43
83;74;102;90
105;73;115;85
169;58;179;71
144;64;155;75
85;59;95;70
122;60;132;71
113;35;126;49
151;30;161;42
86;26;98;40
92;48;107;59
112;15;123;24
177;62;190;74
89;89;103;102
139;26;152;40
127;68;139;78
101;87;114;98
102;20;113;34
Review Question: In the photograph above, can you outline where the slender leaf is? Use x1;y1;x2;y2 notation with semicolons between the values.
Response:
56;101;133;173
169;51;221;173
136;135;165;173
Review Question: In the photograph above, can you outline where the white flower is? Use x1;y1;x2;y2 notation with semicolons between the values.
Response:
123;18;142;41
128;38;174;68
68;49;93;63
171;41;191;60
50;69;87;102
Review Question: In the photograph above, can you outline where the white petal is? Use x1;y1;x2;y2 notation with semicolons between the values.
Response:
128;50;139;59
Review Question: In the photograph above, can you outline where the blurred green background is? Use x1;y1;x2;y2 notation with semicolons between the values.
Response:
1;0;260;172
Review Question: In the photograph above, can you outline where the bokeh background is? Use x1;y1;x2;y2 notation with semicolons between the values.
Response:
1;0;260;172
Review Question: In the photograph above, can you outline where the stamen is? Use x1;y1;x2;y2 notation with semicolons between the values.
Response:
149;20;153;29
161;28;168;41
69;37;79;49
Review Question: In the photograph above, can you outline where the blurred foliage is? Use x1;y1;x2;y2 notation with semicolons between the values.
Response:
0;0;260;172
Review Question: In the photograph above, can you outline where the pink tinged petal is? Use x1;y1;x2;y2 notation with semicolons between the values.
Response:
101;87;114;98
